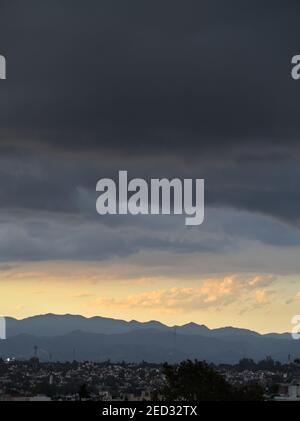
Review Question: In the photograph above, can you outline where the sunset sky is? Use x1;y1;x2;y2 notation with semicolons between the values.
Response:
1;0;300;333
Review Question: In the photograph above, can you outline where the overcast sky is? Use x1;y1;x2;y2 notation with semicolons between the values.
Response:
1;1;300;332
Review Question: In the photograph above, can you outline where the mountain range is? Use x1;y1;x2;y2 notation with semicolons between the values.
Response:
0;314;297;364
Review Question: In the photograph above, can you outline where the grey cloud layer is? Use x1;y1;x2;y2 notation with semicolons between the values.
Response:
0;208;300;277
0;0;300;264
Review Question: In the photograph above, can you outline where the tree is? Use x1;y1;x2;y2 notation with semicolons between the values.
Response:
238;358;256;371
78;383;90;401
161;360;264;401
161;360;234;401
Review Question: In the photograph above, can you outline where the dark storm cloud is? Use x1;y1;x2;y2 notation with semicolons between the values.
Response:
1;207;300;274
0;0;300;237
1;0;300;150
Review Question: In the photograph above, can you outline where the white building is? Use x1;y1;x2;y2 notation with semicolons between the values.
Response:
275;380;300;401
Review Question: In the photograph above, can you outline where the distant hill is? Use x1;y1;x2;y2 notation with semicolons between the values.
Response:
0;328;298;364
5;314;170;337
4;313;283;338
0;314;297;363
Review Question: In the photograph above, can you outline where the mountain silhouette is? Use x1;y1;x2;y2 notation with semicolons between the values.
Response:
0;314;297;363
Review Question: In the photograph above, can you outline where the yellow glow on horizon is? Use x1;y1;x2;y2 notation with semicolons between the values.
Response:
0;262;298;334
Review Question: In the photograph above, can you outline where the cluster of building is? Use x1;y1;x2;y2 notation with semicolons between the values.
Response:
0;358;165;401
216;359;300;401
1;357;300;401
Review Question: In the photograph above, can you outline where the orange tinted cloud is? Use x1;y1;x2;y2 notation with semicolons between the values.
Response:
255;289;273;304
91;274;276;313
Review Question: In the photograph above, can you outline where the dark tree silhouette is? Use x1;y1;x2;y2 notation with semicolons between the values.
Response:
161;360;264;401
78;383;90;401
